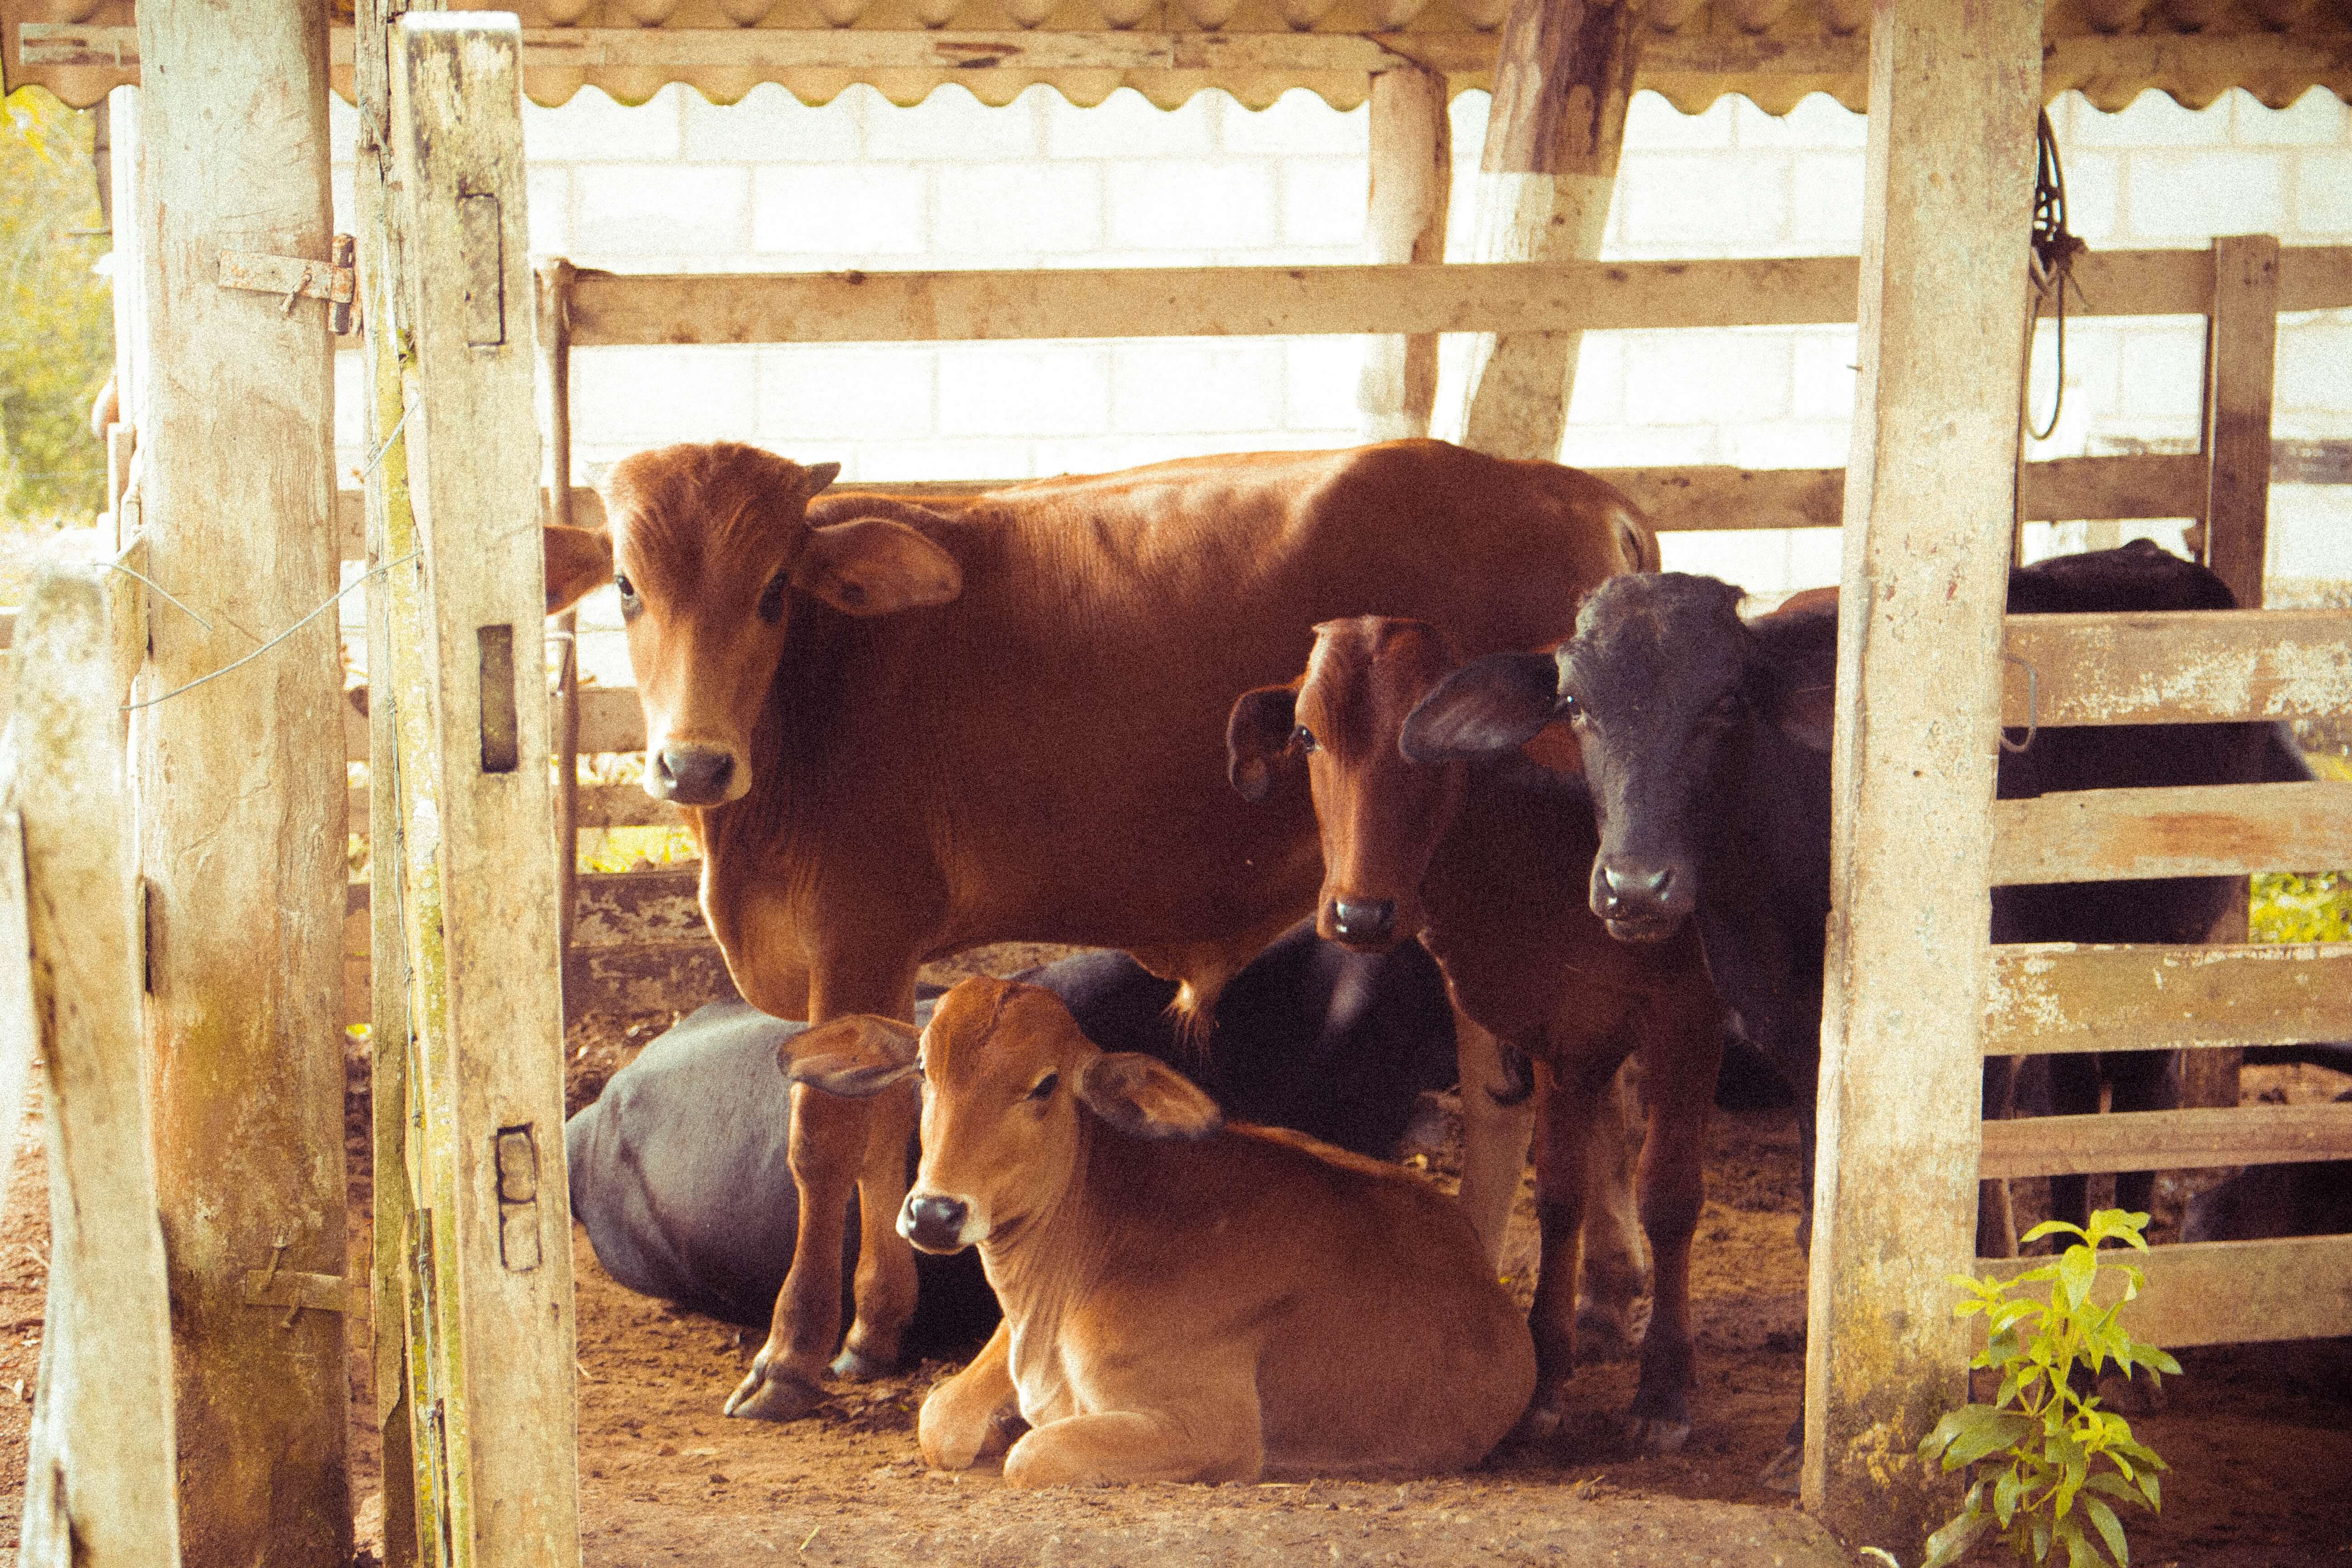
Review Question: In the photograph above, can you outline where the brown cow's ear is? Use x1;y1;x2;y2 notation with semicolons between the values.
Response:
544;525;614;615
799;461;842;500
781;1015;921;1098
1225;684;1300;803
1076;1053;1224;1142
1400;651;1560;763
794;518;963;617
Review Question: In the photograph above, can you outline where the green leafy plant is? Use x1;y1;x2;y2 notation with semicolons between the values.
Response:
1919;1210;2179;1568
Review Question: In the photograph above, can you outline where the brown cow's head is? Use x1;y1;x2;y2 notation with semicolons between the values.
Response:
543;441;963;807
1225;617;1469;954
781;978;1220;1254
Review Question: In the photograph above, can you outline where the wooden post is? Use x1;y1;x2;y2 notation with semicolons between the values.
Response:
1803;0;2042;1552
1455;0;1636;460
538;260;583;999
127;0;353;1559
387;16;583;1564
1357;65;1451;442
2184;232;2280;1114
6;567;181;1568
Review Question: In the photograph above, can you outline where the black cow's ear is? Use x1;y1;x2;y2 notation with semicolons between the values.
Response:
1401;652;1560;763
1768;676;1835;754
1076;1053;1223;1142
1225;684;1299;803
780;1015;921;1098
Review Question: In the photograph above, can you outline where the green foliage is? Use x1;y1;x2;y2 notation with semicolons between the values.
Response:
0;87;114;555
1920;1210;2179;1568
2250;870;2352;944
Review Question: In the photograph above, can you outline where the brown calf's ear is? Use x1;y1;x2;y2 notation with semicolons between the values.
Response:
1076;1053;1224;1142
1225;685;1299;803
780;1014;922;1098
1400;651;1560;764
799;461;842;500
794;517;963;617
544;524;615;616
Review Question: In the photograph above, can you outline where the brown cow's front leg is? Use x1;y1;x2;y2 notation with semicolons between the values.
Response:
919;1320;1025;1471
1517;1058;1595;1447
1623;1001;1719;1457
1573;1062;1652;1363
834;1077;920;1379
727;1080;873;1421
1453;1008;1535;1266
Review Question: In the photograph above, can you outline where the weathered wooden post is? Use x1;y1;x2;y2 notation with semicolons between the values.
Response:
5;566;181;1568
1455;0;1637;460
379;15;584;1563
1803;0;2043;1553
2182;231;2281;1113
127;0;354;1559
1357;64;1450;442
539;259;584;992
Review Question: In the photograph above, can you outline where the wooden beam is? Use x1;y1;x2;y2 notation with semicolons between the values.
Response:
6;569;182;1568
1456;0;1638;461
2202;235;2282;606
1982;1103;2352;1179
1357;64;1450;443
1803;0;2040;1544
128;0;353;1556
1989;780;2352;885
2000;608;2352;727
1974;1235;2352;1351
541;258;584;977
388;16;583;1564
345;683;642;761
351;779;681;834
1985;941;2352;1057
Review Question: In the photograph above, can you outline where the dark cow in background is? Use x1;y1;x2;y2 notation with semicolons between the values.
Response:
1227;617;1724;1456
1402;541;2312;1484
542;438;1656;1420
568;921;1458;1340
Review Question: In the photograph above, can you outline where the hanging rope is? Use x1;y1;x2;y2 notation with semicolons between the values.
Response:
2024;108;2088;443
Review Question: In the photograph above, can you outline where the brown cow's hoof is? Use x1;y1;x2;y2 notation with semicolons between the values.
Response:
1622;1412;1690;1456
1756;1442;1802;1494
1506;1390;1568;1448
723;1361;826;1422
1573;1300;1648;1364
829;1345;899;1381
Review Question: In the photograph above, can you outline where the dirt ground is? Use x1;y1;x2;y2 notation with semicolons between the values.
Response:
0;1020;2343;1565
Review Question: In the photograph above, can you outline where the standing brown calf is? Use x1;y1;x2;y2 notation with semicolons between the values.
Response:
1227;617;1724;1454
782;978;1536;1485
540;439;1653;1420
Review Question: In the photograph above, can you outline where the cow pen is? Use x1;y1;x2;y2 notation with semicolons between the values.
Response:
2;1;2351;1565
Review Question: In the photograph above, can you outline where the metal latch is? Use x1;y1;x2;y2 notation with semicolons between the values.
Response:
218;235;358;334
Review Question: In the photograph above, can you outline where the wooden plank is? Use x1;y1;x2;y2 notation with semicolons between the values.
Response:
351;779;679;834
1981;1103;2352;1179
1989;780;2352;885
0;816;35;1249
1802;1;2039;1544
346;681;641;761
1974;1235;2352;1350
389;16;582;1566
540;258;583;974
1456;0;1637;462
127;0;353;1557
2000;608;2352;727
1357;64;1449;443
1985;941;2352;1057
561;246;2352;349
6;569;181;1568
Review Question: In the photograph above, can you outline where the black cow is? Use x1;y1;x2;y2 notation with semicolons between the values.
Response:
567;919;1458;1343
1401;542;2311;1482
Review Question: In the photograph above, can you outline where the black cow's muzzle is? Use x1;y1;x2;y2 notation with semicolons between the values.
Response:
1590;857;1694;943
898;1192;972;1254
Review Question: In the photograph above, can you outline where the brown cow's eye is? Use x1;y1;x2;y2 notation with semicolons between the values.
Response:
757;571;788;625
1027;1071;1058;1102
613;572;641;622
1557;693;1582;721
1292;725;1318;753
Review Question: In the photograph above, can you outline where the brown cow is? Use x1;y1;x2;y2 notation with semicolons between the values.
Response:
542;438;1650;1421
1227;617;1724;1455
780;977;1536;1484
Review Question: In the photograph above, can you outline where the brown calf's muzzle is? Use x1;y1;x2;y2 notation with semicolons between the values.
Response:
651;740;741;807
897;1192;976;1254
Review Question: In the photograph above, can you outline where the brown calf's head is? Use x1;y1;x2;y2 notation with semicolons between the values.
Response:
541;441;963;807
781;978;1221;1255
1226;617;1469;954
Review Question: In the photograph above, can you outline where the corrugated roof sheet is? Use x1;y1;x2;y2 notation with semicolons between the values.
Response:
8;0;2349;115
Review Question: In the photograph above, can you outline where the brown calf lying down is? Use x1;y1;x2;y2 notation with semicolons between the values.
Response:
1228;617;1724;1456
784;977;1535;1485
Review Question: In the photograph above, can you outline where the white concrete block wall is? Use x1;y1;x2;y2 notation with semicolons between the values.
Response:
328;78;2351;617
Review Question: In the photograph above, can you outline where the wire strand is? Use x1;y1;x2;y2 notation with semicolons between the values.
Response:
122;552;420;712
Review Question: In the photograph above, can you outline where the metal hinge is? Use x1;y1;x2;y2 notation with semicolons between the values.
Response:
218;235;358;335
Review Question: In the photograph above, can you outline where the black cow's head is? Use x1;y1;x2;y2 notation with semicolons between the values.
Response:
1402;573;1833;943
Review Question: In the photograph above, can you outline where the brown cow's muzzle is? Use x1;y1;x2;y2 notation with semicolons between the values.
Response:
650;741;743;807
898;1191;976;1254
1322;896;1399;951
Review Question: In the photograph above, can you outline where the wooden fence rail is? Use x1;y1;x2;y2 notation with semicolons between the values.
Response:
1977;1234;2352;1351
